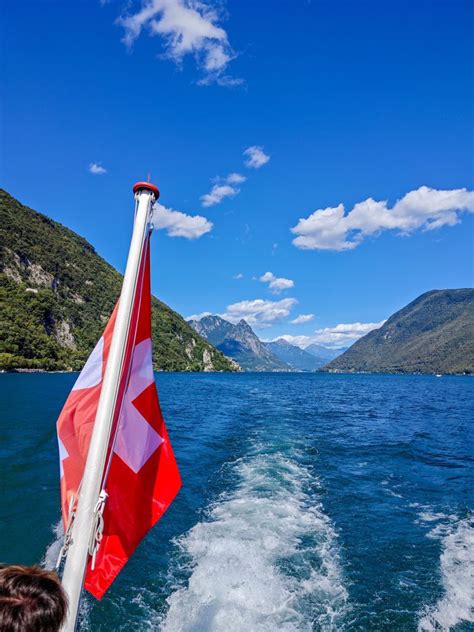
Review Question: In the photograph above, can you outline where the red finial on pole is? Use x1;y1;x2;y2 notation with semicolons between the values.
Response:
133;180;160;200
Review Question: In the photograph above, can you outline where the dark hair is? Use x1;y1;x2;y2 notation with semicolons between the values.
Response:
0;565;68;632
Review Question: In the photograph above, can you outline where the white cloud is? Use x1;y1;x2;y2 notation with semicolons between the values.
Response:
117;0;239;85
201;184;236;207
221;297;297;329
311;321;386;345
201;173;246;207
290;314;314;324
186;311;211;321
152;202;212;238
233;272;244;279
291;186;474;251
226;172;246;184
279;320;386;349
259;271;294;294
89;162;107;175
243;145;270;169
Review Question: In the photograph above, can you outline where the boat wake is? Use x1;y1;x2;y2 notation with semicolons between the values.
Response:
42;520;64;570
417;512;474;631
160;444;349;632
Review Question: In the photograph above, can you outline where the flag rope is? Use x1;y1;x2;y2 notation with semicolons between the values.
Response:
88;490;108;571
55;491;80;570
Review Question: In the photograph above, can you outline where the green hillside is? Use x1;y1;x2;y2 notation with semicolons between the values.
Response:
323;289;474;375
0;189;236;372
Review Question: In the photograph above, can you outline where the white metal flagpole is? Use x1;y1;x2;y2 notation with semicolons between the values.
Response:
60;182;159;632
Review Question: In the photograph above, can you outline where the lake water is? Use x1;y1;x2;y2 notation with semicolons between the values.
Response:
0;373;472;631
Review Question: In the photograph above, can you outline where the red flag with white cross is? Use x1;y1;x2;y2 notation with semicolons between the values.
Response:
56;236;181;599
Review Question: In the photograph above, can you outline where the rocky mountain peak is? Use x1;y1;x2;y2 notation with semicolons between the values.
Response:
188;315;291;372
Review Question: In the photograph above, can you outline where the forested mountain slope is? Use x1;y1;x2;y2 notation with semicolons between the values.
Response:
324;289;474;374
0;189;236;372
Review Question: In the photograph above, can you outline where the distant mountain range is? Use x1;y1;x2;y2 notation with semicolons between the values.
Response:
188;315;345;372
0;189;236;372
324;289;474;375
265;339;328;370
190;289;474;375
305;343;347;362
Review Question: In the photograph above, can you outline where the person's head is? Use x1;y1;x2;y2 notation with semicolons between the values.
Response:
0;565;68;632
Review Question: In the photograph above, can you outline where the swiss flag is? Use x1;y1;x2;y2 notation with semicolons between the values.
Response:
56;236;181;599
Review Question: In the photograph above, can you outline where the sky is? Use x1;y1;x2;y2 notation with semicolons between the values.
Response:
2;0;473;349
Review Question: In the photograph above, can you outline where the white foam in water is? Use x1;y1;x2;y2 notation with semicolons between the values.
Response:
418;514;474;631
160;449;349;632
42;520;64;570
417;512;450;523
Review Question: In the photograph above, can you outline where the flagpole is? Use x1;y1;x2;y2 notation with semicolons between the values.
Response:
60;182;159;632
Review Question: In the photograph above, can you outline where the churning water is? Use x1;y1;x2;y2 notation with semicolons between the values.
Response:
0;372;472;631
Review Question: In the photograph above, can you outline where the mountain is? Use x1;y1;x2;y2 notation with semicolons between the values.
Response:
187;314;235;348
323;289;474;375
0;189;236;372
189;315;291;371
305;343;347;363
265;339;324;371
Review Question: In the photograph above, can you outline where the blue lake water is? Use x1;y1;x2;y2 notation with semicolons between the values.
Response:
0;373;473;631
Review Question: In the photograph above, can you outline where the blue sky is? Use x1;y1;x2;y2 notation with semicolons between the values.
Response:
2;0;473;348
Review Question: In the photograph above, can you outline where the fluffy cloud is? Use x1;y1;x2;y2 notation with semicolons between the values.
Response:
243;145;270;169
89;162;107;175
279;321;386;348
221;297;297;329
259;271;294;294
311;321;386;345
291;186;474;251
233;272;244;279
201;184;236;207
290;314;314;324
226;172;246;184
152;202;212;238
201;173;246;207
117;0;239;85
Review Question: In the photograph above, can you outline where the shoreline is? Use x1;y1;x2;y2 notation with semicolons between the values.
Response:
1;368;472;377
